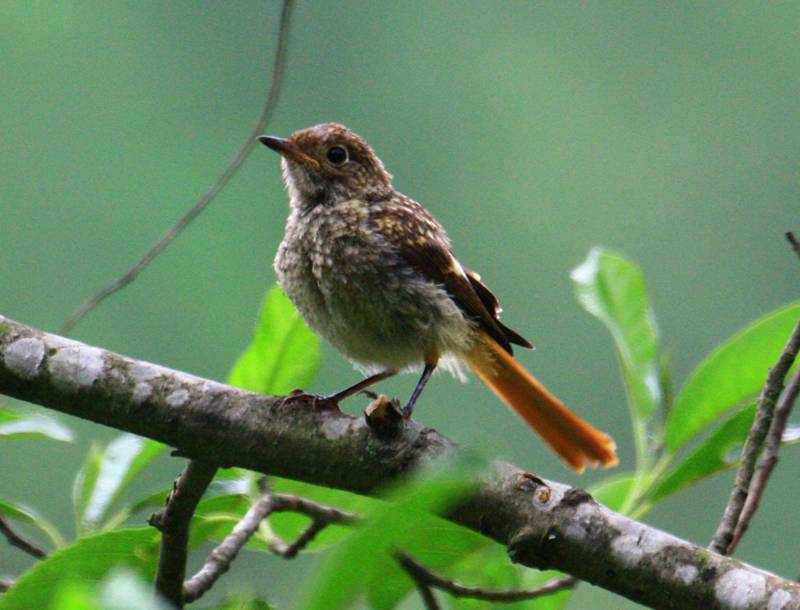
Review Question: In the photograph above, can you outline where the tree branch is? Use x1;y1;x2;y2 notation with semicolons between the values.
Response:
183;487;356;603
709;320;800;555
150;460;219;608
58;0;295;335
266;492;357;558
182;488;273;604
2;314;800;610
0;516;47;559
397;552;576;603
728;367;800;553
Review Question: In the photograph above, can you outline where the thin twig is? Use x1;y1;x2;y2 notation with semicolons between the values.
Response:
183;491;356;603
58;0;295;335
709;319;800;554
407;565;441;610
729;368;800;552
151;460;219;609
183;493;274;603
787;231;800;260
269;517;327;558
397;552;577;603
268;493;358;524
267;492;357;558
0;516;47;559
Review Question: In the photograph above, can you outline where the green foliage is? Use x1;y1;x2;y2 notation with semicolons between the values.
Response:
95;569;170;610
44;568;168;610
0;407;73;442
650;405;757;503
0;529;160;610
301;455;488;610
227;285;321;394
72;435;165;534
571;248;663;425
0;499;64;548
572;247;800;523
665;302;800;452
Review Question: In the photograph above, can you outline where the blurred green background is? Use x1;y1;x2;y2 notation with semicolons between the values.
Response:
1;1;798;608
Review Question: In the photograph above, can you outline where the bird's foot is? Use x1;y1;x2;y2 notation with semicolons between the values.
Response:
279;389;341;412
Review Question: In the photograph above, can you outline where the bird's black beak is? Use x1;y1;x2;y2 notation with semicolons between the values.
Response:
257;135;319;168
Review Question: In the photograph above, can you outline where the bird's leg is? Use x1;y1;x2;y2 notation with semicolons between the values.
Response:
282;369;397;411
327;369;398;404
402;360;437;418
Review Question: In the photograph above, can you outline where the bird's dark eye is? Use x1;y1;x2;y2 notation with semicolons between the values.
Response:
326;146;348;165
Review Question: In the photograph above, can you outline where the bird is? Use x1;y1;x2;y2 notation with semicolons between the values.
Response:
258;123;617;471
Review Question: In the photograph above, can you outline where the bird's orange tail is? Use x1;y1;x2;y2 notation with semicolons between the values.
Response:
465;333;618;472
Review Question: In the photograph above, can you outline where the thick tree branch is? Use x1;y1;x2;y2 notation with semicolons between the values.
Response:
709;320;800;555
0;516;47;559
2;314;800;610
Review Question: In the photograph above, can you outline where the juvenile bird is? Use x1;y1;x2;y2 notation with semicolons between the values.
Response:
259;123;617;471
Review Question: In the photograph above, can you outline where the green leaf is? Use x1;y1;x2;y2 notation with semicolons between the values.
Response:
72;444;104;533
0;499;64;547
47;567;170;610
227;285;320;394
665;301;800;452
97;569;170;610
652;404;756;503
301;455;487;610
0;528;160;610
49;583;100;610
0;408;73;442
589;473;636;512
571;248;662;425
73;435;165;534
190;493;254;548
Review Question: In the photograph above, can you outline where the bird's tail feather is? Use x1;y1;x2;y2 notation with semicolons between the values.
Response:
464;332;618;472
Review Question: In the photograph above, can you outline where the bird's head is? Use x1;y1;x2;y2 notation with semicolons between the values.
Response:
258;123;393;210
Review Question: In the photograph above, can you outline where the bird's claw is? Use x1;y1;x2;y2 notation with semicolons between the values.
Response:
279;389;341;412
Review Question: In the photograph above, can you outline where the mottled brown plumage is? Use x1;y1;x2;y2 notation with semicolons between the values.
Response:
258;123;617;471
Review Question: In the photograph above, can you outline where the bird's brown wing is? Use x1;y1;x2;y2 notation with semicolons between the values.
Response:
462;267;533;349
370;197;531;354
